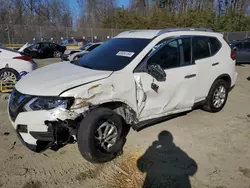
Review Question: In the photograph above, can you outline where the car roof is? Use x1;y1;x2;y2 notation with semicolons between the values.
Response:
115;28;219;39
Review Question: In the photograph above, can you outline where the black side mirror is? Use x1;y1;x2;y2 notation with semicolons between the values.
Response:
148;64;166;81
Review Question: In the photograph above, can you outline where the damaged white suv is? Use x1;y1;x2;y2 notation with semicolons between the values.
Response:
8;28;238;163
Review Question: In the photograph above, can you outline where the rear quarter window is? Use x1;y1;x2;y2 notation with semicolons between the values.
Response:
192;36;210;60
209;37;222;55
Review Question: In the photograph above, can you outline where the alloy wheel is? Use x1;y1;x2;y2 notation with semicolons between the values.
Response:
213;85;226;108
95;121;118;152
0;71;17;82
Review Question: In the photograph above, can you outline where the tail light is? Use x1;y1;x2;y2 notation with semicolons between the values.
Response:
231;50;237;60
13;56;32;62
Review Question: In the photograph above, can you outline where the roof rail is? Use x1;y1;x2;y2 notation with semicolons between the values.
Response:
157;28;213;35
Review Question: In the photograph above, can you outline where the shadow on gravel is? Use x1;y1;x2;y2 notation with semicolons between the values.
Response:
247;76;250;81
137;131;198;188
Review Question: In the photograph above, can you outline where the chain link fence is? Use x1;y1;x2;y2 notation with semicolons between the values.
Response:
0;24;249;45
0;24;130;45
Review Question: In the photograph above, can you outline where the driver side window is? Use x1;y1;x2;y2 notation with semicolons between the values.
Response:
147;40;179;69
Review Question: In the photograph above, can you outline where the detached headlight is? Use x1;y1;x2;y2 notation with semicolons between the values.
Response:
24;97;74;111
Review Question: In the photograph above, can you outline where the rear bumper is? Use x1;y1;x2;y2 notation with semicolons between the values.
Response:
231;72;238;87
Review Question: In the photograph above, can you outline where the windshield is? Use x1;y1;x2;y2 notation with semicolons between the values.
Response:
71;38;151;71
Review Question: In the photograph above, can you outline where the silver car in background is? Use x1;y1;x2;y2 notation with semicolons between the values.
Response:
61;42;103;61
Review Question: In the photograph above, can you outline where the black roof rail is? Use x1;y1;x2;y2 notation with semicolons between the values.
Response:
157;28;213;35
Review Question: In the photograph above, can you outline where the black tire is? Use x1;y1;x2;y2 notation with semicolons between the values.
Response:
77;107;127;163
0;68;20;82
203;79;229;113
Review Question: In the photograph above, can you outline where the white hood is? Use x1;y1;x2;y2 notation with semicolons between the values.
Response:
15;62;112;96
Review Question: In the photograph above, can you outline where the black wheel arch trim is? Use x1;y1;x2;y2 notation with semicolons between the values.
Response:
213;74;232;88
206;73;232;101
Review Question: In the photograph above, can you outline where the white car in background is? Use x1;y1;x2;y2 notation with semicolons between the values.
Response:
0;47;37;82
61;42;103;61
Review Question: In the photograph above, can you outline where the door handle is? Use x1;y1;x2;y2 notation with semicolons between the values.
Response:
212;62;219;66
185;74;196;79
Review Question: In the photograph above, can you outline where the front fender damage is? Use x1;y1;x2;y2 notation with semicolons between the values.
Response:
43;83;137;151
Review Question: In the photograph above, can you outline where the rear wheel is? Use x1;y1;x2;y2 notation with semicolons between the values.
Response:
53;51;62;58
77;108;127;163
203;79;229;113
0;68;19;82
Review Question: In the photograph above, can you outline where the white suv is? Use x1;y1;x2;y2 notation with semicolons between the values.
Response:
8;28;238;163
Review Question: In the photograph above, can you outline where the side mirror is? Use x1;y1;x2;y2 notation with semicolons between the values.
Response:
148;64;166;81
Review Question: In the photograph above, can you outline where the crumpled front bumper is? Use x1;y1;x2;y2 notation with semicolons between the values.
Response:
16;130;52;152
8;107;78;152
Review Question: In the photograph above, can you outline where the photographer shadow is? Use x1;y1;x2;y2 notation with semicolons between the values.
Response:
137;131;198;188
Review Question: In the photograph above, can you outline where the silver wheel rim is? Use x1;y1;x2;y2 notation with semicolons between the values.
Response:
54;51;61;58
213;86;226;108
0;71;17;82
95;121;118;152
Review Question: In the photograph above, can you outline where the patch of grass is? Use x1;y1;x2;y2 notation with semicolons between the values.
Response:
105;153;145;188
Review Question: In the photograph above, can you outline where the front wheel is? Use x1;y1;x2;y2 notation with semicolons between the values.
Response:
203;79;229;113
77;108;127;163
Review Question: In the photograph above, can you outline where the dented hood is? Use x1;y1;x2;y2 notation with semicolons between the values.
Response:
15;62;112;96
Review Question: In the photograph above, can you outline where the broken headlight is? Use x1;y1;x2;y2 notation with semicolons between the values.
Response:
24;97;74;111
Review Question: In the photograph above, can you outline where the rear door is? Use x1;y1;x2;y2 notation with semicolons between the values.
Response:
134;37;197;120
42;42;51;57
192;36;222;101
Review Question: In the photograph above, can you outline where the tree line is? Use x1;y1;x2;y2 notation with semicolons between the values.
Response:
0;0;250;32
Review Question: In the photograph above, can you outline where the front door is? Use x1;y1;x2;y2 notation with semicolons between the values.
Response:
134;37;197;121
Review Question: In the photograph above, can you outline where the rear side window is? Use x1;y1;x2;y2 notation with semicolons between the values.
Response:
244;42;250;49
235;42;244;49
209;37;221;55
192;37;210;60
49;43;57;48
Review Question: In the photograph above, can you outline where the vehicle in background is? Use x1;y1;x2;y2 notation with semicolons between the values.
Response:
19;42;66;59
8;28;237;163
61;42;102;61
68;51;89;61
230;38;250;64
0;47;37;82
61;38;87;46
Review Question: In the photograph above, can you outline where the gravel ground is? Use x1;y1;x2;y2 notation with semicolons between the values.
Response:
0;59;250;188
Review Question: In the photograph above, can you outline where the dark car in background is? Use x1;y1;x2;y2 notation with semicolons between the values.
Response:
230;38;250;64
21;42;66;58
